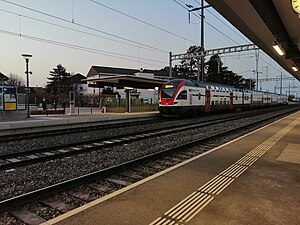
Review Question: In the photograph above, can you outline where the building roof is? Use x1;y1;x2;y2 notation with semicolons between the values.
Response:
69;73;87;84
0;72;9;81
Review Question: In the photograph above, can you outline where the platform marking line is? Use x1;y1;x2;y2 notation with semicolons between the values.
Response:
149;117;299;225
165;192;207;217
210;176;235;195
171;194;211;220
235;155;258;166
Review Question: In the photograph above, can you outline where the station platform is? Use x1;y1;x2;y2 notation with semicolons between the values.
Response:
0;111;158;136
42;111;300;225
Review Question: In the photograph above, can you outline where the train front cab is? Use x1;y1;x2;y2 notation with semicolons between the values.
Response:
159;79;207;116
159;79;183;115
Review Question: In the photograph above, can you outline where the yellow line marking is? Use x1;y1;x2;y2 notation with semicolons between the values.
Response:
235;155;252;165
172;194;210;220
184;197;214;222
179;196;214;221
240;155;257;166
212;177;234;194
225;165;246;178
199;176;223;192
168;193;206;218
164;191;199;216
216;179;235;195
203;176;229;194
232;166;248;178
219;164;240;176
149;217;166;225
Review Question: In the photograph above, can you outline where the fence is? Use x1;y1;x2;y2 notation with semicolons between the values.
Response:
102;98;158;113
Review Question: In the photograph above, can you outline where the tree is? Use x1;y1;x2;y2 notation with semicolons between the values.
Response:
7;73;25;87
173;45;201;79
205;54;256;89
46;64;73;103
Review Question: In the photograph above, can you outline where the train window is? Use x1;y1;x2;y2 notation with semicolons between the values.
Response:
185;80;196;86
211;100;215;105
176;90;187;100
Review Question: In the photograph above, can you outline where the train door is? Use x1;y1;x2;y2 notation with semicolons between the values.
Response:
205;89;211;112
242;90;245;108
229;91;233;110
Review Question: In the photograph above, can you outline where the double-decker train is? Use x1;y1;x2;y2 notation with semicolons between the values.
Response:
159;79;288;115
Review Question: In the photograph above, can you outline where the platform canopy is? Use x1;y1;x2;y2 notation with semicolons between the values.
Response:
87;75;166;89
86;66;170;89
206;0;300;81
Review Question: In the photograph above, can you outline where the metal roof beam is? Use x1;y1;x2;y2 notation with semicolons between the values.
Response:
171;44;258;61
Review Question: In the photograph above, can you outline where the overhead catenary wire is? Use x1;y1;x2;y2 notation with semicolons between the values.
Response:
0;29;165;67
0;0;168;54
206;9;250;43
0;8;165;54
172;0;241;46
89;0;199;45
190;0;249;43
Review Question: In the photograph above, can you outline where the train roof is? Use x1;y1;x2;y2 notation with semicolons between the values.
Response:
165;79;287;96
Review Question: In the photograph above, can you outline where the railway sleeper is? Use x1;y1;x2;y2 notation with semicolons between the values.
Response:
119;171;144;180
104;178;132;187
9;208;45;225
39;198;72;214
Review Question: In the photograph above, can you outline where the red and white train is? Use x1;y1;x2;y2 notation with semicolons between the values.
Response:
159;79;288;115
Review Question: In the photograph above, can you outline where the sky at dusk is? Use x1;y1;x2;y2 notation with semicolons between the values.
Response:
0;0;298;94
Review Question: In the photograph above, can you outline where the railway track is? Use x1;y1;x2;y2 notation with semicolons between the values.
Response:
0;116;163;143
0;107;298;224
0;107;295;170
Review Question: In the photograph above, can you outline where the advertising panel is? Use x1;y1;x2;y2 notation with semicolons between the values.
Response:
3;86;17;111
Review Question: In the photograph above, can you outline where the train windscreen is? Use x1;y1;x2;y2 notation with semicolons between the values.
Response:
161;80;184;100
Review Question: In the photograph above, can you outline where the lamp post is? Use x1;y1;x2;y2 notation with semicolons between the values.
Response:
21;54;32;118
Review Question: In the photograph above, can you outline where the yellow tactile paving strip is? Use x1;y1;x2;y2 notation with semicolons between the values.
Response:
149;116;299;225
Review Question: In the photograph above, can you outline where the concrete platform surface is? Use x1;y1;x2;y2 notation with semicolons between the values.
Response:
42;111;300;225
0;111;158;136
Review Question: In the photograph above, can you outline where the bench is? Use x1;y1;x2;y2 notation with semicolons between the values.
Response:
30;109;65;116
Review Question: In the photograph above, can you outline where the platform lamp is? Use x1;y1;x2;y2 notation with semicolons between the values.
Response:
21;54;32;118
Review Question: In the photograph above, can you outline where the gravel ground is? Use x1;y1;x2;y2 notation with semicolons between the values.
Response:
0;108;293;201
